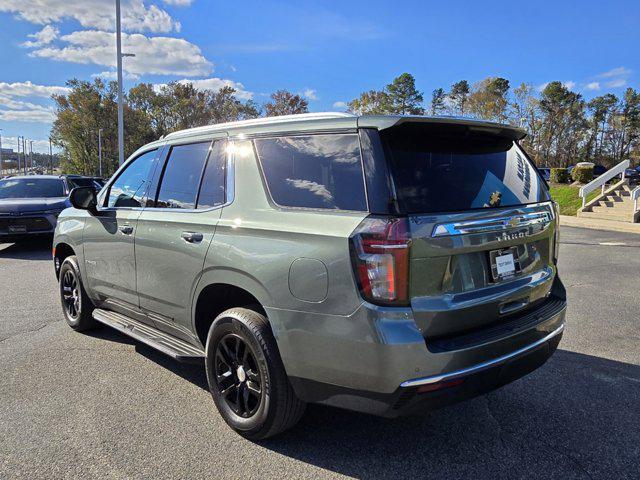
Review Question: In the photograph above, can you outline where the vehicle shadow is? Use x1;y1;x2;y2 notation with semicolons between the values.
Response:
0;238;53;260
86;327;209;390
84;329;640;479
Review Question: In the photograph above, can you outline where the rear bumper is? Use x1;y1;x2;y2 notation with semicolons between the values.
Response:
272;277;566;416
290;324;563;417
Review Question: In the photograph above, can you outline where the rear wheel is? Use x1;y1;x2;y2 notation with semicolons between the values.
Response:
59;256;97;331
205;307;305;439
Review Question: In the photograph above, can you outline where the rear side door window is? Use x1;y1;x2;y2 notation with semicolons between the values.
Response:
106;149;157;208
254;133;367;211
196;139;227;209
155;142;211;209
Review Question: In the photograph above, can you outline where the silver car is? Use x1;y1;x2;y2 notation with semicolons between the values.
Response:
53;113;566;439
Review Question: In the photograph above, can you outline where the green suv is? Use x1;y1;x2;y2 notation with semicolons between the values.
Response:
53;113;566;439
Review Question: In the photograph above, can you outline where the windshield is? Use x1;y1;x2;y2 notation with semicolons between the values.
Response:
383;125;549;214
0;178;66;199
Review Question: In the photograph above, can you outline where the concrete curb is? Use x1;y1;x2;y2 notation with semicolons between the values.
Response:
560;215;640;235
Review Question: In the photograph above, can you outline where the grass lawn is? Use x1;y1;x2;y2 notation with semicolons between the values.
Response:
549;184;600;216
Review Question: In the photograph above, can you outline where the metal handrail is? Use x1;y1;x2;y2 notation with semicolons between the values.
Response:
579;160;630;207
632;186;640;212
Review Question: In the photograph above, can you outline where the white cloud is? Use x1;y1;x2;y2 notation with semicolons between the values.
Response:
605;78;627;88
92;70;140;81
593;67;631;90
21;25;59;48
536;82;550;92
585;82;601;91
162;0;193;5
0;81;70;98
597;67;631;79
179;78;252;100
562;81;576;90
154;78;253;100
0;0;179;33
0;109;55;123
0;99;55;123
302;88;318;101
30;30;212;76
332;101;347;109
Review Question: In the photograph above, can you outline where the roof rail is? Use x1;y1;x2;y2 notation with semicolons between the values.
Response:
163;112;356;140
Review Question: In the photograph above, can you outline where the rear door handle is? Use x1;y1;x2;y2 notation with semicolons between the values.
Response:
119;224;134;235
181;231;204;243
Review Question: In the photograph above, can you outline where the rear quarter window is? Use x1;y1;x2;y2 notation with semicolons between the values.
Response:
254;133;367;211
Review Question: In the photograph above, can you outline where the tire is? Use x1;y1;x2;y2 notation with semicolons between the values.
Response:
205;307;306;440
59;255;97;331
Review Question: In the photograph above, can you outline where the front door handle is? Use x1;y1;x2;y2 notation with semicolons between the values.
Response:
119;224;134;235
181;231;203;243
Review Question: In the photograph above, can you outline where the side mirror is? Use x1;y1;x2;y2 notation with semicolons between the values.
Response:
69;187;97;213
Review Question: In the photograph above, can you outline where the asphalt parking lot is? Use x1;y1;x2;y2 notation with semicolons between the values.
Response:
1;226;639;480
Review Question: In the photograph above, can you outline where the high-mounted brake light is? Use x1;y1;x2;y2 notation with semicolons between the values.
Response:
349;216;411;306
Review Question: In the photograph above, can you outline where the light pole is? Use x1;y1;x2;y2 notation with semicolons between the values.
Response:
0;129;3;175
49;138;53;174
115;0;135;166
29;140;33;171
16;136;21;173
22;137;26;174
98;128;103;177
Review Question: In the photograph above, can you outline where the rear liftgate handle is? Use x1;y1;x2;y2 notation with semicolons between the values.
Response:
181;231;204;243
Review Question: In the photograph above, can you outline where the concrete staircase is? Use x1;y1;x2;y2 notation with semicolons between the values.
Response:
578;182;640;223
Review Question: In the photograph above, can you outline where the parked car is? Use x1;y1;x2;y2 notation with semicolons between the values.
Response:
0;175;71;243
593;164;607;177
625;167;640;185
53;113;566;439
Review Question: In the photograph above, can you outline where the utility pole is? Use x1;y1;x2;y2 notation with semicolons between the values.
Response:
116;0;125;166
115;0;135;166
0;129;3;176
29;140;33;171
49;138;53;174
98;128;103;177
16;136;21;173
22;137;27;174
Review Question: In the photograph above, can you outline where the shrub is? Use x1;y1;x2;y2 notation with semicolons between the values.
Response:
571;164;594;184
550;168;569;183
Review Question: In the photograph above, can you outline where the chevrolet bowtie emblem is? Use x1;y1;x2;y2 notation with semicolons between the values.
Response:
488;191;502;207
507;217;520;228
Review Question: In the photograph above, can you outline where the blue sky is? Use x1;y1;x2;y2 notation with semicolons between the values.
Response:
0;0;638;152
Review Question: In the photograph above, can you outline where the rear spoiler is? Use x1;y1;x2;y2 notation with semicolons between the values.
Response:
357;115;527;141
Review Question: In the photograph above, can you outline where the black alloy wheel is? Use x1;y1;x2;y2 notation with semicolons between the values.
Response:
61;268;81;319
214;333;263;418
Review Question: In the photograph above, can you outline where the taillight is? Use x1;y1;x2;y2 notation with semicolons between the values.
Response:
349;216;411;306
551;201;560;263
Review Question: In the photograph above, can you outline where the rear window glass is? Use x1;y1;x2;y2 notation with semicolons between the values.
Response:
254;134;367;211
156;142;211;209
0;178;65;199
384;127;548;214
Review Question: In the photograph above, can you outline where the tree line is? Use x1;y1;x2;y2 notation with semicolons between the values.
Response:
52;74;639;176
51;78;311;175
348;73;640;169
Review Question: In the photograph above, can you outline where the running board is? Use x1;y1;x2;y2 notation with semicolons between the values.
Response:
92;308;205;363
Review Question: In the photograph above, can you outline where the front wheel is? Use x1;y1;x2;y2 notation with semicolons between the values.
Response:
59;255;97;331
205;308;306;440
